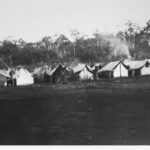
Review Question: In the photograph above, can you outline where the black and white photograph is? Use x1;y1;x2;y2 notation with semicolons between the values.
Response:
0;0;150;146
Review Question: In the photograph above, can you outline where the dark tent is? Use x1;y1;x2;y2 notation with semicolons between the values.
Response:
50;64;69;84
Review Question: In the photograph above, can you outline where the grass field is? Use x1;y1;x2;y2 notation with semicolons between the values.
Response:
0;83;150;145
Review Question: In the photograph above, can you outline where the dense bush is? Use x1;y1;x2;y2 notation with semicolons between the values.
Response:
0;20;150;68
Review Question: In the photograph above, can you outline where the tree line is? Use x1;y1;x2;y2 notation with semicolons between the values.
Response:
1;20;150;68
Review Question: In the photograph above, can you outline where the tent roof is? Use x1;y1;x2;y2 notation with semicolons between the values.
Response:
72;63;85;73
0;70;10;78
33;65;51;75
13;68;32;78
123;60;148;69
33;67;42;75
98;61;121;72
49;67;57;76
49;63;67;76
33;63;68;76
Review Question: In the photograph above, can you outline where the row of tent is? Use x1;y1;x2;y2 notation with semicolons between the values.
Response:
0;59;150;86
99;59;150;78
0;68;34;86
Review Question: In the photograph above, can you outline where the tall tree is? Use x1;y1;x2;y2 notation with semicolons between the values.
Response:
70;29;80;57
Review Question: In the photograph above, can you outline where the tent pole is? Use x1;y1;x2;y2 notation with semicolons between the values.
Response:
120;62;121;78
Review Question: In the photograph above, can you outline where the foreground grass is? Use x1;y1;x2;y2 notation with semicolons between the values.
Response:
0;86;150;145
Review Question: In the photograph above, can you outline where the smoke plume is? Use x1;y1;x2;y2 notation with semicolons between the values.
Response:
109;37;131;59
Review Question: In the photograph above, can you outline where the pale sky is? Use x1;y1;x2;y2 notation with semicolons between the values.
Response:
0;0;150;42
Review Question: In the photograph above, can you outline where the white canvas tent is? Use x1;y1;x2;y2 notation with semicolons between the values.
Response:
124;60;150;76
32;65;51;81
98;61;128;78
73;63;93;80
13;68;34;86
